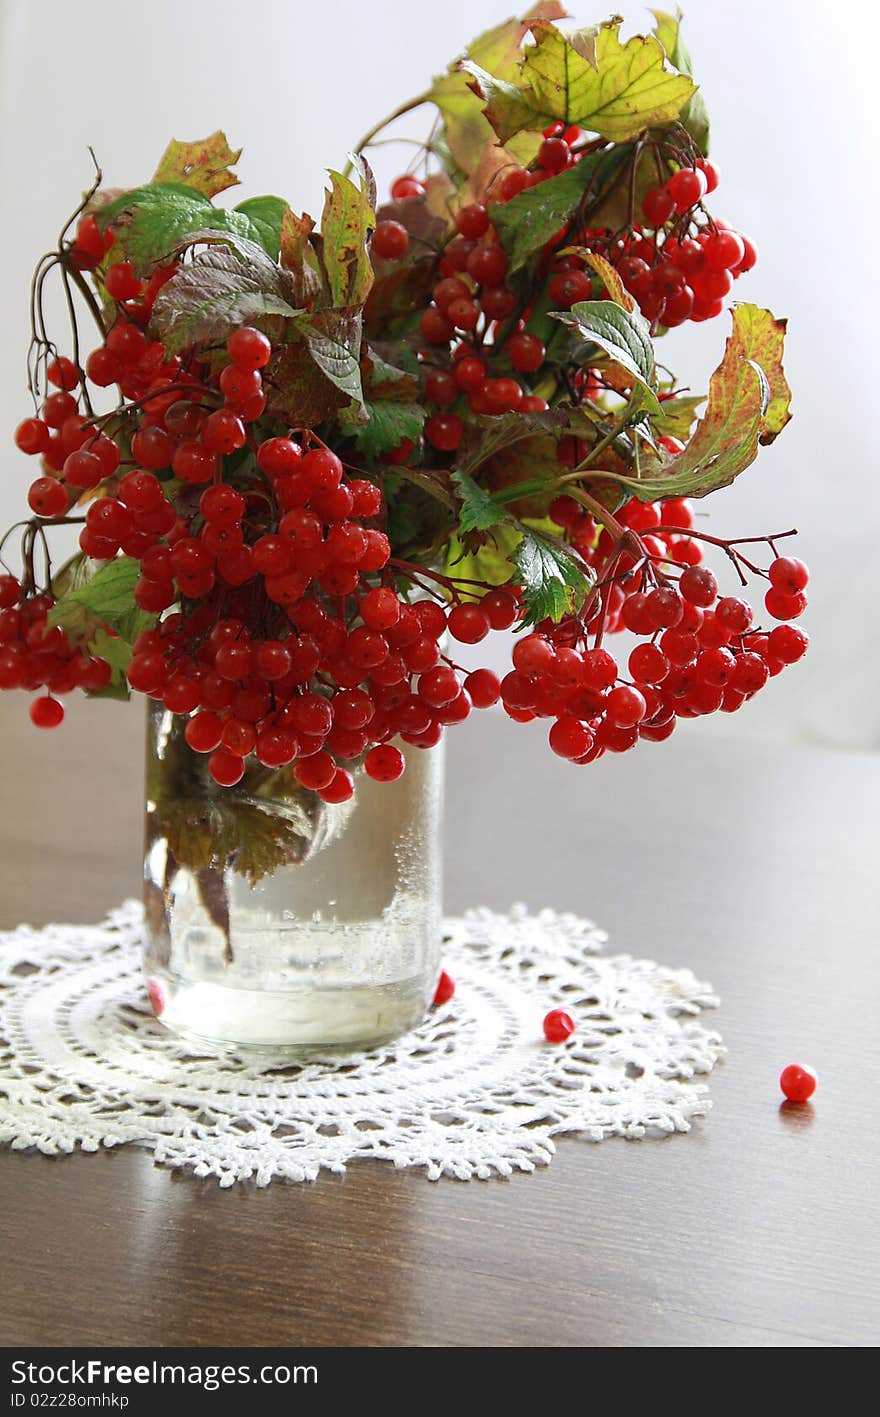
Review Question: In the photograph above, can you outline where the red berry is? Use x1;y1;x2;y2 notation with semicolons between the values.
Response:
680;566;718;607
201;409;246;455
257;436;302;476
543;1009;576;1044
15;417;51;455
642;185;675;225
227;325;272;370
466;243;508;286
105;261;142;302
549;717;593;760
606;685;647;727
372;220;409;260
433;969;456;1006
425;412;463;452
390;175;425;200
320;767;356;804
764;587;807;621
47;355;80;391
448;603;490;644
507;332;545;372
28;476;68;517
455;203;490;239
365;744;405;782
29;695;64;729
779;1062;817;1104
208;748;246;787
696;158;720;193
548;269;592;307
768;624;809;664
464;668;501;708
768;556;809;594
538;136;569;173
666;167;707;213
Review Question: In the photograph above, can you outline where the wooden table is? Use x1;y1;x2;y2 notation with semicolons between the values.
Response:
0;696;877;1348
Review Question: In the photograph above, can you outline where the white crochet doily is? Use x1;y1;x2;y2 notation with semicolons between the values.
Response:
0;900;723;1186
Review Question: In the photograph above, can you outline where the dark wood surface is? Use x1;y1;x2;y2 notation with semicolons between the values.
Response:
1;696;878;1347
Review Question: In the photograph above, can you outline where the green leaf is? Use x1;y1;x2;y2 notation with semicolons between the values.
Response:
63;555;140;619
99;184;292;274
85;627;133;701
466;19;696;144
321;168;375;308
603;304;791;502
428;2;565;175
150;238;300;353
513;531;590;624
651;9;710;154
551;300;660;410
345;400;426;458
651;392;706;442
452;469;507;533
232;195;287;261
152;132;242;197
489;146;628;271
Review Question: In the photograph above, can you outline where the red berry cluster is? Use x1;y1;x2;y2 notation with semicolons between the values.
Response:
495;493;809;761
0;575;112;725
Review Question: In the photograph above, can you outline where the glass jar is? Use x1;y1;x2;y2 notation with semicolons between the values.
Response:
143;704;443;1052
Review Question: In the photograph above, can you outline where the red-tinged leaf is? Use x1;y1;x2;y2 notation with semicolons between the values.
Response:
152;131;242;197
150;238;300;353
280;207;324;308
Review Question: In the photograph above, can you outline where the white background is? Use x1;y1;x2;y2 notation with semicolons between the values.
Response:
1;0;876;748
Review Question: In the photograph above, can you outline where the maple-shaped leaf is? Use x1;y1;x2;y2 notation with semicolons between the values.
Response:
153;131;242;197
427;1;565;176
465;19;695;144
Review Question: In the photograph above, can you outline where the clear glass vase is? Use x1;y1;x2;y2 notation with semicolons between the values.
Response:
143;704;444;1052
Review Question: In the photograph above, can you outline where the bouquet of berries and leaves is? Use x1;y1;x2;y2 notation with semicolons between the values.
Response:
1;6;807;880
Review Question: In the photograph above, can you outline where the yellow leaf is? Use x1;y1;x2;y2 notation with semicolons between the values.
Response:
153;131;242;197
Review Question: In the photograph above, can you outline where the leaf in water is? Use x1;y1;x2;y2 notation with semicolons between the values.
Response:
489;147;629;271
551;299;659;409
150;239;300;353
605;304;791;501
513;531;590;624
651;9;710;155
152;131;242;196
322;167;375;308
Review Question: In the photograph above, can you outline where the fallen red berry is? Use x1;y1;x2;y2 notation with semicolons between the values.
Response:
543;1009;576;1044
780;1062;817;1103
